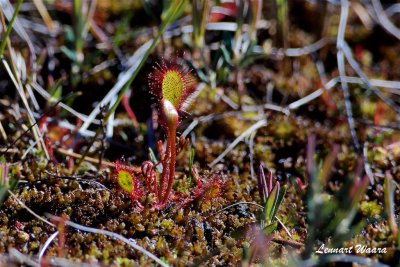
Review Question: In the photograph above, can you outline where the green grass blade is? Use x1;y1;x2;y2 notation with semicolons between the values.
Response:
264;183;280;224
0;0;23;57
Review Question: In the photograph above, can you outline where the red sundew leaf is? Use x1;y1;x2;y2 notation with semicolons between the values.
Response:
113;161;144;205
148;59;197;113
177;174;226;209
374;102;385;126
193;173;225;202
355;44;364;63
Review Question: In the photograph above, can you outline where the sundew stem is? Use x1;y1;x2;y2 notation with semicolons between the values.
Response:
161;125;177;204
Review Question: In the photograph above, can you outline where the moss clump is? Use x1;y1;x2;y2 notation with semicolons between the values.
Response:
360;200;382;218
274;121;295;140
160;219;174;232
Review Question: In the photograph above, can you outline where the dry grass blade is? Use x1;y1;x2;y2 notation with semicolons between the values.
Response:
47;214;169;267
247;131;257;180
371;0;400;41
8;248;39;267
79;40;153;133
0;0;37;76
337;0;360;152
385;3;400;17
181;111;247;138
8;190;55;228
31;0;55;33
209;119;267;167
38;231;58;263
31;82;100;125
1;58;49;159
342;42;400;114
56;148;115;168
288;76;400;110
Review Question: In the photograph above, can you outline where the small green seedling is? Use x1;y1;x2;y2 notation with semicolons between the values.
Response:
257;164;287;234
0;162;18;205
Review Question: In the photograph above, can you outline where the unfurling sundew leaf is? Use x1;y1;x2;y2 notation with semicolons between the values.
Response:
148;59;196;114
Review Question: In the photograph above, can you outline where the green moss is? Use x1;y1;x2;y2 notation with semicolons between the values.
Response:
160;218;174;232
175;176;191;194
162;71;184;108
88;243;102;258
116;170;134;193
369;147;389;168
273;120;295;140
360;200;382;218
116;257;136;266
360;99;376;118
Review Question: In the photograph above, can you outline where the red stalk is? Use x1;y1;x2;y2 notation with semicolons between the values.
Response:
147;59;197;209
158;138;170;199
161;124;177;204
155;99;178;206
